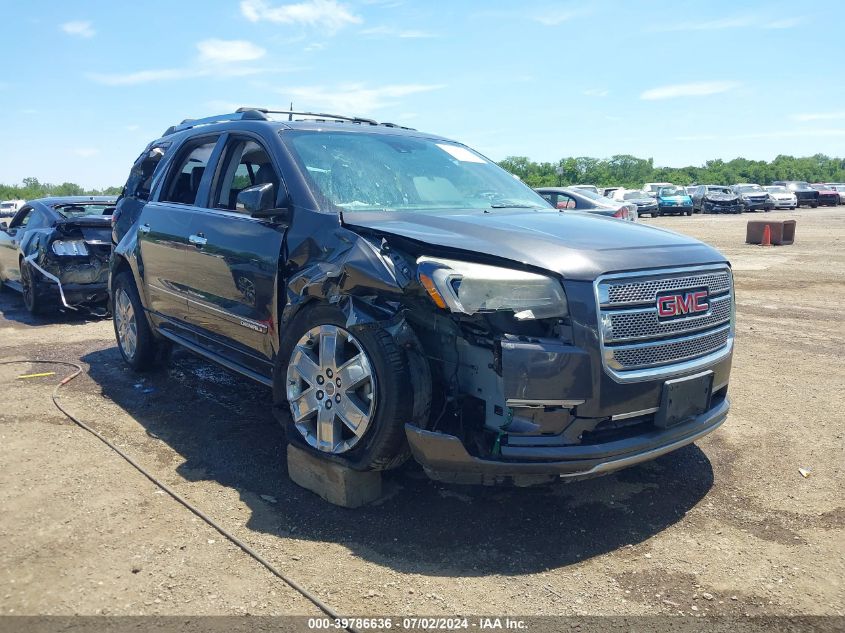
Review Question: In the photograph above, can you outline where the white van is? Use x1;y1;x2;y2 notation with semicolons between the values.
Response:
642;182;673;198
0;200;25;217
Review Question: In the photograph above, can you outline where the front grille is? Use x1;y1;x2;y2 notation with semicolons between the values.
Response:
605;294;732;342
611;326;731;369
596;266;734;380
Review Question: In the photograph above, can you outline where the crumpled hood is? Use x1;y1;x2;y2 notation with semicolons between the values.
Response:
704;192;738;201
346;209;726;281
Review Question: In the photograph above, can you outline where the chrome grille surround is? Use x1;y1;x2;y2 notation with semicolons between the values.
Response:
595;265;734;382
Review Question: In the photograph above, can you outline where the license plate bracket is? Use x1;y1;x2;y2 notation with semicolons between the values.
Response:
655;370;713;429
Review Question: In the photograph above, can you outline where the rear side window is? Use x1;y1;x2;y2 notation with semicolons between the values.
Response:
124;144;169;200
160;139;218;206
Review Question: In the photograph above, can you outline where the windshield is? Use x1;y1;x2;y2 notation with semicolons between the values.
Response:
55;203;114;218
0;203;13;209
659;186;686;196
285;131;549;212
623;191;647;200
786;182;811;190
706;187;731;194
738;185;763;192
765;186;788;193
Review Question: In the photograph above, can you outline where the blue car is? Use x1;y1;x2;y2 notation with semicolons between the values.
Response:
657;186;694;216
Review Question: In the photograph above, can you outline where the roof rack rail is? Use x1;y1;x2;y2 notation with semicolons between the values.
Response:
237;107;379;126
162;109;268;137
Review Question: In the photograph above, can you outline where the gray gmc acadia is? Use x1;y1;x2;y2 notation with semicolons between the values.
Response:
110;109;734;486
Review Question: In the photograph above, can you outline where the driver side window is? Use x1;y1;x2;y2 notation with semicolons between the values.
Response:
213;139;280;212
10;208;32;230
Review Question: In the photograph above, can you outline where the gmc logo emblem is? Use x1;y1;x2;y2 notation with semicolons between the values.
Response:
656;288;709;320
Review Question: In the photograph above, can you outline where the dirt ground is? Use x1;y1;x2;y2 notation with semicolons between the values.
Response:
0;208;843;619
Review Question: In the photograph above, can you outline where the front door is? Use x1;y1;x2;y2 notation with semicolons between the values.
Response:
137;135;222;328
181;134;287;374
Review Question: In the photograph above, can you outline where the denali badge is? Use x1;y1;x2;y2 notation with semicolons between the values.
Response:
656;287;709;320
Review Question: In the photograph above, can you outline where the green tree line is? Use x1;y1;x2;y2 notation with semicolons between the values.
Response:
0;177;122;201
498;154;845;189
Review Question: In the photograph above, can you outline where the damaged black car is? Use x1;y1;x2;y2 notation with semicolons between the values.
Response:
0;196;116;314
110;109;734;486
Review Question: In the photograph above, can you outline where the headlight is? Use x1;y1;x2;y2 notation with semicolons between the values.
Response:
51;240;89;256
416;257;568;320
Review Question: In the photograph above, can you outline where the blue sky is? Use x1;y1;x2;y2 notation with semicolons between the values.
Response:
1;0;843;189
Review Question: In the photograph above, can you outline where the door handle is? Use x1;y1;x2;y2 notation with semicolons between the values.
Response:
138;223;151;234
188;233;207;247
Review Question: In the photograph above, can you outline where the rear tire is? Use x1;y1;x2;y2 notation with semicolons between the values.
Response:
20;262;52;315
276;304;418;472
112;271;158;371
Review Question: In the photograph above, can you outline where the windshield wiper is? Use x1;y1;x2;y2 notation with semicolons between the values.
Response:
489;201;543;209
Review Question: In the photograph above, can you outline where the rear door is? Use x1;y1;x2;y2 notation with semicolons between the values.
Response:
136;135;223;327
181;133;287;373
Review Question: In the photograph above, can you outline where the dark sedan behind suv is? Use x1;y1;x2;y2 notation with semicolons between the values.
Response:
771;181;819;208
0;196;115;313
110;108;734;487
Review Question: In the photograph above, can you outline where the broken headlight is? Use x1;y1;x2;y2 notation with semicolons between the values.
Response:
51;240;89;256
417;257;568;320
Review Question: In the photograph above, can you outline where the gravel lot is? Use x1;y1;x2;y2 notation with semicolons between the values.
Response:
1;208;843;619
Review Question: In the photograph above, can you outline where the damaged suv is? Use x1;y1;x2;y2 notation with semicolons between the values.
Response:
110;109;734;485
0;196;116;314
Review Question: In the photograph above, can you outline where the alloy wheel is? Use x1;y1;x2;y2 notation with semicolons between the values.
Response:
21;264;35;311
286;324;376;454
114;288;138;360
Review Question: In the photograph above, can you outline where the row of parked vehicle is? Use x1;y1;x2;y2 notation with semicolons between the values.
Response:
0;107;741;489
547;180;845;220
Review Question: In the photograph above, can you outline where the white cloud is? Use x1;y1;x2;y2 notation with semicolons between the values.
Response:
583;88;608;97
360;25;436;38
74;148;100;158
87;65;266;86
240;0;361;33
279;82;445;113
675;129;845;141
61;20;95;38
88;39;274;86
655;15;803;32
197;39;266;63
533;10;584;26
641;81;739;100
792;111;845;122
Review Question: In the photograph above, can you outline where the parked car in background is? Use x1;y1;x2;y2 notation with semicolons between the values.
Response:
618;189;659;217
690;185;743;214
109;108;733;486
810;184;839;207
771;181;819;208
763;186;798;209
643;182;673;198
825;183;845;204
0;196;116;314
731;184;774;212
570;184;600;195
534;187;637;221
0;200;26;217
656;185;694;216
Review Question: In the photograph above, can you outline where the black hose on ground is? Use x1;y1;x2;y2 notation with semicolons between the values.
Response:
1;359;357;632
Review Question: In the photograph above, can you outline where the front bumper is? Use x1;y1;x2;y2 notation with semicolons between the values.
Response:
703;202;742;213
406;396;729;485
772;199;797;209
658;204;692;214
743;201;774;211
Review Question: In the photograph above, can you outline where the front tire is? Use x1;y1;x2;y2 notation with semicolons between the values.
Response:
112;271;157;371
276;304;417;471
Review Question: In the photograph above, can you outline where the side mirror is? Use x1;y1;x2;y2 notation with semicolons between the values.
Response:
0;221;7;232
236;183;291;222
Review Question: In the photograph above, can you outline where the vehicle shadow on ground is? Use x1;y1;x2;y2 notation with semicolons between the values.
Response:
81;346;715;578
0;291;107;327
